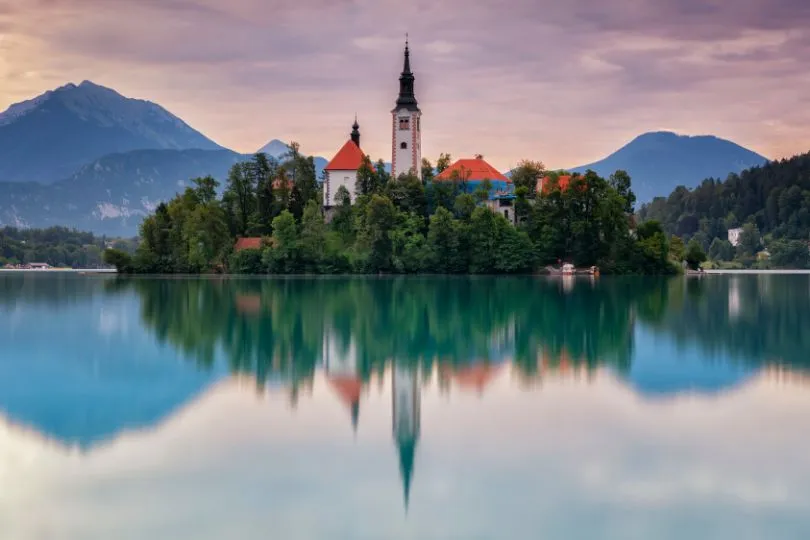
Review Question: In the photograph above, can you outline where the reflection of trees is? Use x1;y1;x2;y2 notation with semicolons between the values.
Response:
0;273;107;310
119;276;657;392
639;275;810;369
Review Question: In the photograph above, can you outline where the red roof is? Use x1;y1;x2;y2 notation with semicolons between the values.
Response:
234;237;263;251
325;140;368;171
328;376;363;408
435;158;509;182
537;174;584;194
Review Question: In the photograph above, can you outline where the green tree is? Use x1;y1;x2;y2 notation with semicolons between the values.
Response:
510;160;545;194
436;153;452;174
738;223;761;257
608;170;636;213
669;235;686;262
266;210;299;273
426;207;464;273
685;239;707;270
223;162;257;236
299;200;326;272
708;238;735;262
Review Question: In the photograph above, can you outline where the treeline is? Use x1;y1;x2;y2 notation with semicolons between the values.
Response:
0;226;136;268
639;151;810;268
105;147;677;275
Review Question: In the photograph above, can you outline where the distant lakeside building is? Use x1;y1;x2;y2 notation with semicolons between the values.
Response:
728;227;743;247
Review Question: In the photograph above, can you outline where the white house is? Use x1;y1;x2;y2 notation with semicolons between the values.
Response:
322;119;369;208
728;227;743;247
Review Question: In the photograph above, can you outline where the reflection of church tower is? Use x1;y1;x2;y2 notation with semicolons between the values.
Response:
392;363;420;510
324;329;362;432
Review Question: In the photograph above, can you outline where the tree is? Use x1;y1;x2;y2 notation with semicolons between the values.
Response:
708;238;734;261
738;223;761;257
436;153;452;174
192;175;219;204
357;195;396;272
251;153;277;233
669;235;685;262
685;239;707;270
421;158;435;185
770;239;810;269
223;162;257;236
609;170;636;213
510;160;545;194
454;193;477;221
299;200;326;272
103;249;133;273
266;210;299;273
184;203;230;272
356;156;379;196
426;207;464;273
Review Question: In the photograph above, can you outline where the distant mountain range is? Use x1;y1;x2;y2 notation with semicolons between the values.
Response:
0;149;243;235
570;131;768;203
0;82;772;235
0;81;223;184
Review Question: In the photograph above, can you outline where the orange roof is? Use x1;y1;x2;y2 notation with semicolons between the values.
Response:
328;376;363;408
235;294;261;315
325;140;368;171
234;237;263;251
537;174;584;195
448;363;504;394
435;158;509;182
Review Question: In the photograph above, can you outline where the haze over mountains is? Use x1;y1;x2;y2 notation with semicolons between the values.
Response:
0;81;772;235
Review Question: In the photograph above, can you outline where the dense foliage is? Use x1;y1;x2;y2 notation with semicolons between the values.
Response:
639;152;810;268
0;226;134;268
107;147;677;275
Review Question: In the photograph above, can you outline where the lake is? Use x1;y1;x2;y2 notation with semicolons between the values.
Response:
1;273;809;539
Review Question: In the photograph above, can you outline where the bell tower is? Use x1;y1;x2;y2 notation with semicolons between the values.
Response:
391;36;421;179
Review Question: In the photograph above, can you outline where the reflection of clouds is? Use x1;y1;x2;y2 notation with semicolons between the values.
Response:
3;367;810;539
97;307;128;337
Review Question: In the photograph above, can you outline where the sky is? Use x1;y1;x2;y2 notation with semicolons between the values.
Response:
0;0;809;170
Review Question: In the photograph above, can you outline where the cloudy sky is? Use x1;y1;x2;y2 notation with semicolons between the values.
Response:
0;0;809;170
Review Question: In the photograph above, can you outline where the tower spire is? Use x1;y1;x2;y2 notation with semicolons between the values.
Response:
351;115;360;147
395;36;418;111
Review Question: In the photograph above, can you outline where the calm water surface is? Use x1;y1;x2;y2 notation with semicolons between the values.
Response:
1;274;809;539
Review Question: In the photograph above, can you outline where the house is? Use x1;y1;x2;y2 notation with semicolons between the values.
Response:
29;263;51;270
435;155;516;223
234;237;264;252
536;174;586;195
728;227;743;247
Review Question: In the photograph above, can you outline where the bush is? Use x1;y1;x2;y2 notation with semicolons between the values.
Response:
102;248;134;273
228;249;264;274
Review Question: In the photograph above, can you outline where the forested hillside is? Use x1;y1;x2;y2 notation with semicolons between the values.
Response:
638;152;810;267
0;227;135;268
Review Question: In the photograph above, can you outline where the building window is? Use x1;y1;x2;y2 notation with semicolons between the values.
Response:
504;210;510;221
399;117;410;130
417;117;421;131
400;142;407;149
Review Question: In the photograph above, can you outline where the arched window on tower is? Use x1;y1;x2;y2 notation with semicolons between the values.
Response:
400;142;408;149
399;117;410;130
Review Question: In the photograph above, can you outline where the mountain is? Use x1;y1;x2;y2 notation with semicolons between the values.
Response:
570;132;768;203
0;81;222;184
256;139;292;160
638;150;810;242
256;139;330;180
0;149;243;236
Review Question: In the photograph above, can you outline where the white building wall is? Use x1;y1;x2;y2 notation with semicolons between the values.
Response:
392;365;420;439
728;227;743;247
392;109;421;179
323;169;358;207
323;329;358;375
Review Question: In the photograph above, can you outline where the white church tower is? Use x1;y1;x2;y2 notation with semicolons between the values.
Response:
391;38;422;179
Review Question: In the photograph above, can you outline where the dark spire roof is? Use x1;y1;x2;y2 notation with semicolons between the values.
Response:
351;115;360;147
397;436;417;512
395;36;419;112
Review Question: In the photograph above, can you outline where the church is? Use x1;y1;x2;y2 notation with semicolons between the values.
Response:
322;39;512;214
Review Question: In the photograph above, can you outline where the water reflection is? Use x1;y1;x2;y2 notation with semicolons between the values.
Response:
2;273;810;538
